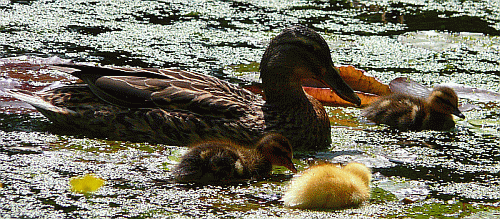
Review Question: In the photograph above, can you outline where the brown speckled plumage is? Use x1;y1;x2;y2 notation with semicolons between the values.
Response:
362;86;465;131
173;133;297;183
7;26;361;150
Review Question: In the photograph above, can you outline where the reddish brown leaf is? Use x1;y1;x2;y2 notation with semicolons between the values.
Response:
336;65;391;96
303;87;379;107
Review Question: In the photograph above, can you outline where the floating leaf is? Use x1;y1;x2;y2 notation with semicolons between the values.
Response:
303;87;379;107
70;174;105;194
468;119;500;127
336;65;391;96
244;65;389;107
467;119;500;136
389;77;431;99
399;31;500;52
301;65;390;106
391;77;500;103
440;82;500;103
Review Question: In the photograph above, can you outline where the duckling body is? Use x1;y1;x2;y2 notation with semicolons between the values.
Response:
362;86;465;131
283;162;371;209
6;26;361;150
173;133;297;183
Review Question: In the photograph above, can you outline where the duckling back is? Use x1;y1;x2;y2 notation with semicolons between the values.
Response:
362;93;427;131
362;85;464;131
173;133;297;184
173;143;241;183
283;162;371;209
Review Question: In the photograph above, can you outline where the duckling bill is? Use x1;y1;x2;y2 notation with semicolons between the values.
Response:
173;133;297;184
283;162;371;209
362;84;465;131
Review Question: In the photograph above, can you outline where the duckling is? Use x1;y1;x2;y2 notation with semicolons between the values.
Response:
5;26;361;151
283;162;371;209
362;84;465;131
173;133;297;183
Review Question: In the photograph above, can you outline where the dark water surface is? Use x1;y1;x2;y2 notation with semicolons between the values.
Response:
1;0;500;218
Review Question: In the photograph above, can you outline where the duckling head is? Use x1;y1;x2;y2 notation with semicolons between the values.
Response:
427;86;465;119
259;26;361;106
256;133;297;173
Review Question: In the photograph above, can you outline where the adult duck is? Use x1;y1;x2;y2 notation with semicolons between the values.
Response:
362;78;465;131
6;26;361;150
174;133;297;183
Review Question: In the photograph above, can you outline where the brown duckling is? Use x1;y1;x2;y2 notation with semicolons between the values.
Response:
173;133;297;183
362;84;465;131
283;162;371;209
5;26;361;151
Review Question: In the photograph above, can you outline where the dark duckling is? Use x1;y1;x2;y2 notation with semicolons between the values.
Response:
173;133;297;183
5;26;361;150
362;84;465;131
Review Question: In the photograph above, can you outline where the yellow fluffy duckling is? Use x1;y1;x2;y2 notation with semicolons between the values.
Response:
283;162;371;209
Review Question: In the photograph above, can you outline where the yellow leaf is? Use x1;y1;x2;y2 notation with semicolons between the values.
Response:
70;174;105;194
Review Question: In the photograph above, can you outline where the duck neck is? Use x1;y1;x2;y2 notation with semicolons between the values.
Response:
259;68;332;151
261;69;309;106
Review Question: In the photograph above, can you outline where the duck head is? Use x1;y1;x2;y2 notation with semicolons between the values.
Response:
427;86;465;119
256;133;297;173
260;26;361;106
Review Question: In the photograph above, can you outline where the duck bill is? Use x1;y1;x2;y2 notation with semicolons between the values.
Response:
453;108;466;119
318;66;361;106
284;159;298;173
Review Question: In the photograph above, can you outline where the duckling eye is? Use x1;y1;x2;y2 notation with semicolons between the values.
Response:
305;44;316;52
436;96;455;108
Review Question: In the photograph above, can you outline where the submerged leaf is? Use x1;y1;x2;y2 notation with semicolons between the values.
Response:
70;174;105;194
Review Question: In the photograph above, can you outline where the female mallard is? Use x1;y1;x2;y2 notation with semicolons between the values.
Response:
283;162;371;209
6;26;361;150
362;78;465;131
174;133;297;183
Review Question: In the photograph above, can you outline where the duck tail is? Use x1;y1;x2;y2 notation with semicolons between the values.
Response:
4;89;76;116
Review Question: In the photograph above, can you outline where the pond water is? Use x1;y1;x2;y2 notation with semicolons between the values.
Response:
1;0;500;218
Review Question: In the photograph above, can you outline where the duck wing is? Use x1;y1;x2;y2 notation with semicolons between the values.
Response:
389;77;431;99
53;64;261;116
